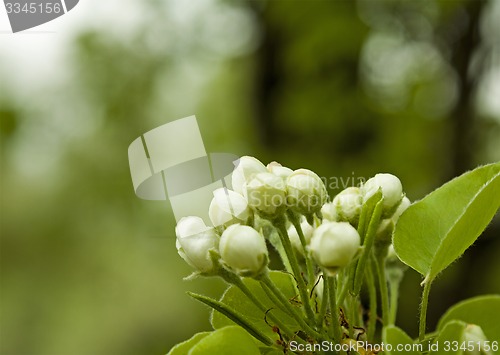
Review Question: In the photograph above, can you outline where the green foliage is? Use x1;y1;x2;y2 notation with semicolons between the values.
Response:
431;320;468;355
393;162;500;282
188;292;274;346
437;295;500;343
167;332;210;355
172;163;500;352
189;326;261;355
258;348;285;355
211;271;298;340
167;326;261;355
382;326;421;355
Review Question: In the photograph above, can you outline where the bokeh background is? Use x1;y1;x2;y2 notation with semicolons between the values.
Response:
1;0;499;354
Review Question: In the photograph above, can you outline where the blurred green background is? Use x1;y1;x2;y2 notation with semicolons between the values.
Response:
1;0;499;354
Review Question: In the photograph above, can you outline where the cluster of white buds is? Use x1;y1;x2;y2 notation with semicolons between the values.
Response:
174;156;329;276
174;156;407;279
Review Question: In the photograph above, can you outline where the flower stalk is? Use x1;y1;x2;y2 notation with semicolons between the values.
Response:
259;272;323;340
326;276;342;344
273;217;317;326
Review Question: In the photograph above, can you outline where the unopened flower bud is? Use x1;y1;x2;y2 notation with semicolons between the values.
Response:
209;188;250;227
362;173;403;213
309;222;360;275
245;172;286;218
375;196;411;249
219;224;269;277
391;196;411;222
267;162;293;180
463;324;491;355
175;216;219;273
286;169;327;215
288;216;314;256
375;218;394;247
322;187;362;225
385;244;408;282
386;244;398;262
231;156;267;195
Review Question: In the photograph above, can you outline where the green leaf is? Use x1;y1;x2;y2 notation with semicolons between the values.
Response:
188;326;261;355
188;292;274;346
393;162;500;282
382;325;421;354
430;320;467;355
211;271;299;341
167;332;210;355
437;295;500;343
258;347;284;355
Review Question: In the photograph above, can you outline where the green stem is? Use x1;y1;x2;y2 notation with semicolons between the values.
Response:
347;294;358;339
327;276;342;343
365;265;377;341
375;255;389;327
261;282;292;316
188;292;275;346
287;211;316;285
219;267;307;342
260;273;323;341
357;199;369;238
346;203;369;293
267;224;293;274
419;280;432;341
316;275;328;329
353;198;384;294
388;278;400;325
274;218;317;325
336;275;349;308
346;261;357;297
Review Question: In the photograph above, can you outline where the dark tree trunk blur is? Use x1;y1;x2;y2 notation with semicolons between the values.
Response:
248;2;279;149
446;0;484;179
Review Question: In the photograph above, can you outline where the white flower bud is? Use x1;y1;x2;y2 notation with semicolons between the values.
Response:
209;188;250;227
267;162;293;180
463;324;491;355
231;156;267;195
376;197;411;246
175;216;219;273
322;187;362;224
386;244;398;262
288;216;314;256
219;224;268;276
391;196;411;222
375;218;394;245
320;203;336;222
385;244;408;286
286;169;328;215
309;222;360;274
245;172;286;217
362;173;403;211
